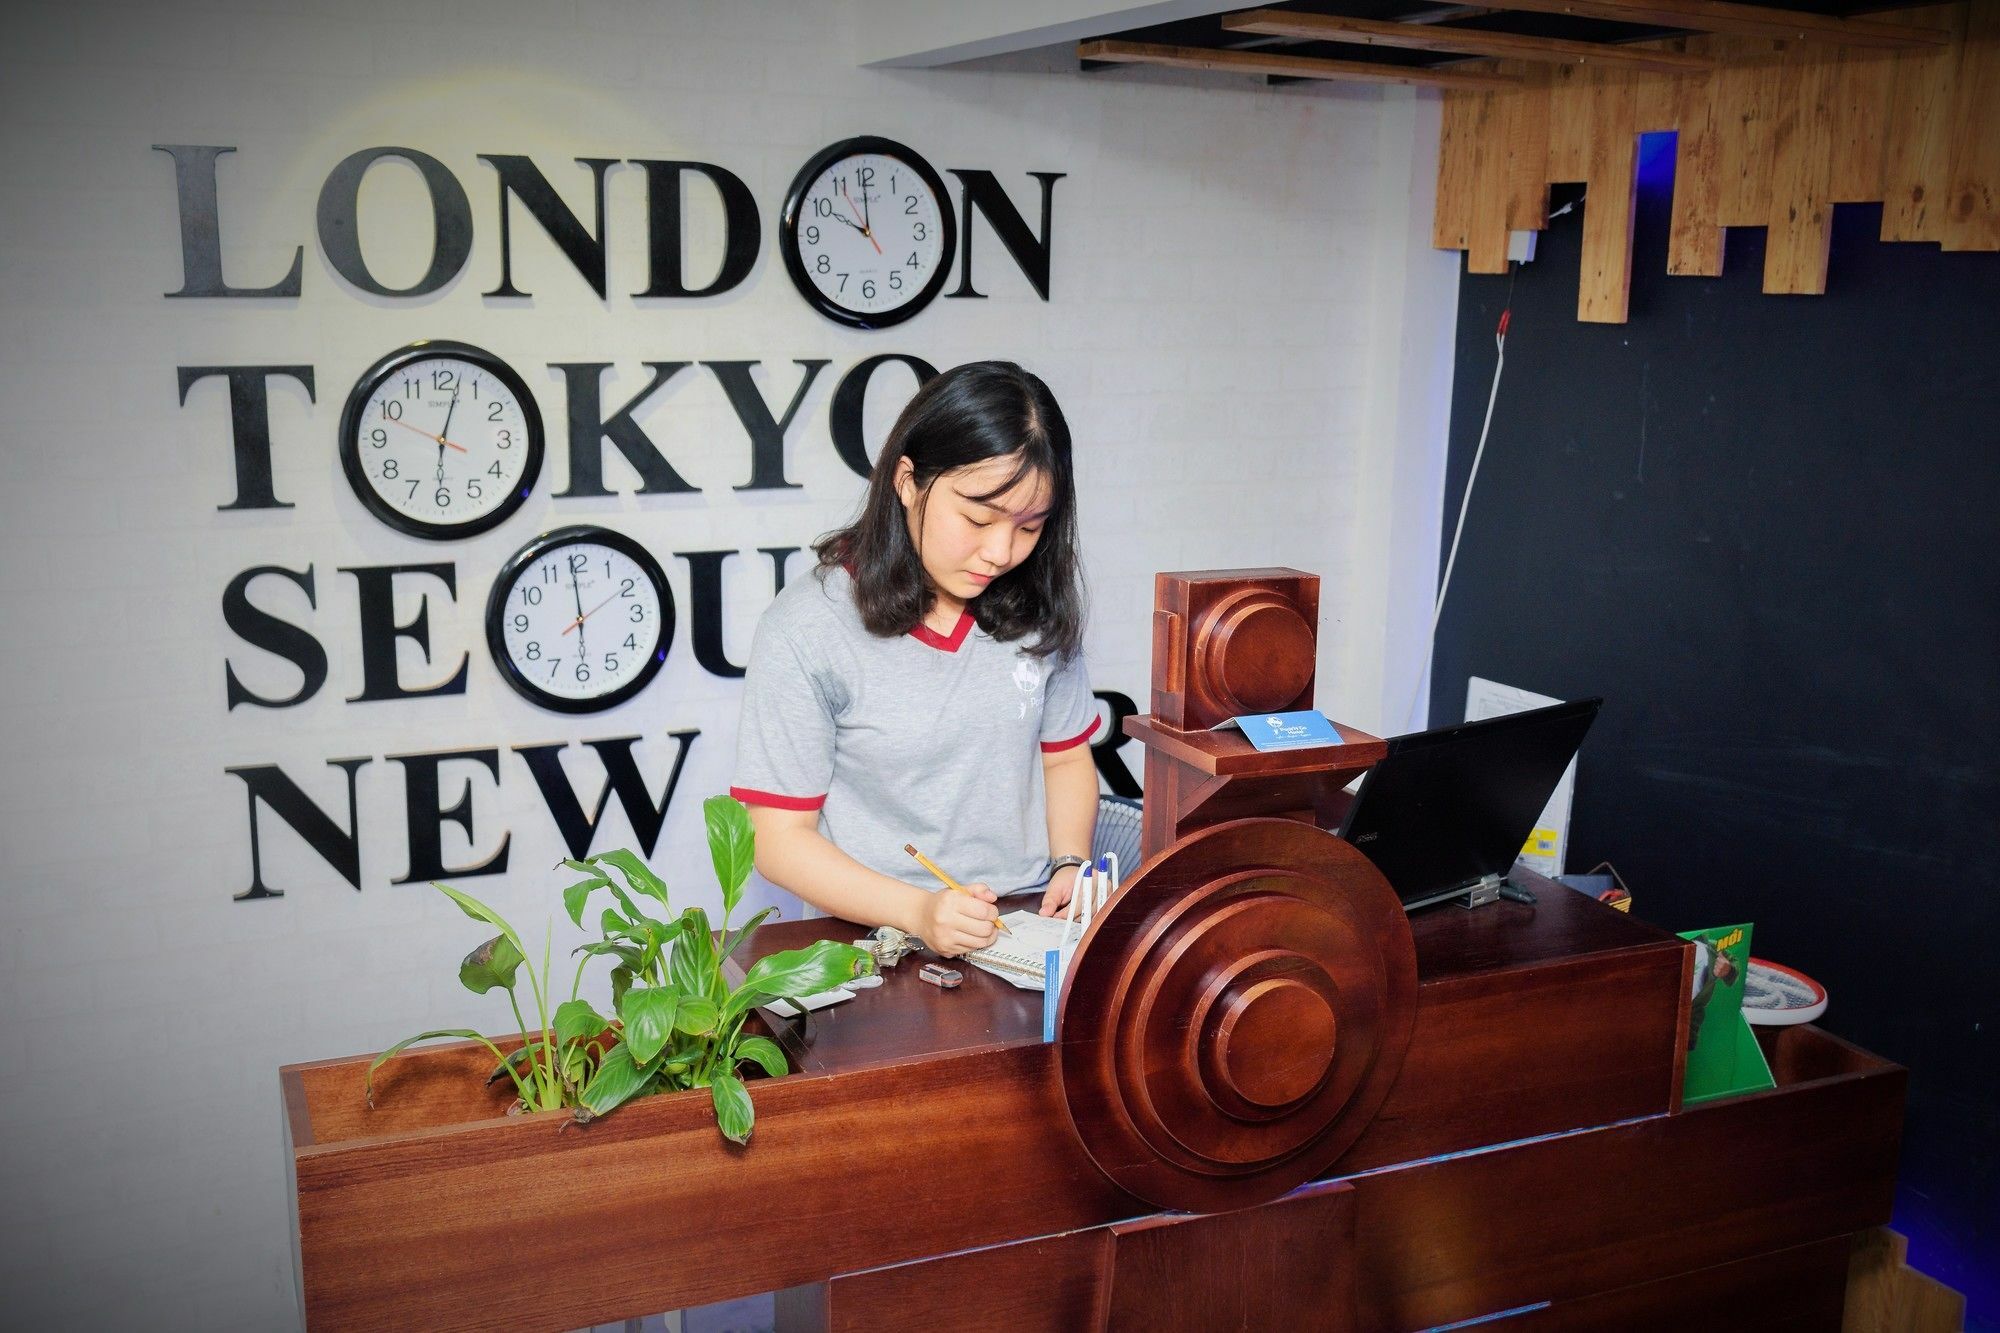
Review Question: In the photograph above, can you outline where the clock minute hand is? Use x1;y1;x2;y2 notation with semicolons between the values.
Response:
841;186;882;255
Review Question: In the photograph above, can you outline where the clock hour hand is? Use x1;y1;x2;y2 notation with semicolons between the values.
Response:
827;213;866;236
568;560;587;657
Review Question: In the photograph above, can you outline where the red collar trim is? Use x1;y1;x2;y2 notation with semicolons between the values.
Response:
910;610;975;653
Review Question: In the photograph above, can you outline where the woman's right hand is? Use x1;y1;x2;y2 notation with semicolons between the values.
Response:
915;882;1000;956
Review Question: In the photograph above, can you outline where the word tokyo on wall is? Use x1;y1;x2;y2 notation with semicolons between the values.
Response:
160;139;1095;901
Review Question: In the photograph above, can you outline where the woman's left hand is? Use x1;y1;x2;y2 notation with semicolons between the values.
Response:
1038;864;1081;917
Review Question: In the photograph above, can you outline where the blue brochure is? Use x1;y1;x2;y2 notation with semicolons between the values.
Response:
1219;709;1343;752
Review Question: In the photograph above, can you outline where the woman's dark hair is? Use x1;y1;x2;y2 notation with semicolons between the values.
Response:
815;360;1084;659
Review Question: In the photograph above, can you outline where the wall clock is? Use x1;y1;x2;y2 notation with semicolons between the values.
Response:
339;340;544;539
485;525;672;713
780;136;956;330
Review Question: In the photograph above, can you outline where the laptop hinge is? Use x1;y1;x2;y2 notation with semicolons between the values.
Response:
1459;873;1506;909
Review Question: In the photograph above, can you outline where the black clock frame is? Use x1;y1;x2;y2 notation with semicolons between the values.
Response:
339;339;545;540
779;135;958;331
485;524;674;714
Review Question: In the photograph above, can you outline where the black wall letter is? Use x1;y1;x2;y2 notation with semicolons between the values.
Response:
391;748;509;883
679;548;797;678
480;154;616;299
946;169;1064;300
153;145;303;298
634;160;761;298
227;758;370;900
341;564;470;702
177;365;314;511
829;354;937;479
705;360;828;492
515;730;699;859
223;564;327;709
551;362;698;496
1090;689;1142;799
316;147;473;297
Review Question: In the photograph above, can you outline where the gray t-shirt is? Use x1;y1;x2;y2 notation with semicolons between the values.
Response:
732;565;1097;893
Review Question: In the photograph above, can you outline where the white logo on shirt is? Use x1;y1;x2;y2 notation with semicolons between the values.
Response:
1012;658;1044;718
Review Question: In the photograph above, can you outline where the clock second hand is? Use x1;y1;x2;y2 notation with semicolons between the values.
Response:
561;590;620;637
388;416;468;452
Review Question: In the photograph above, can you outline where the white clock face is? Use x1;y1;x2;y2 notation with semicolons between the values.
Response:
499;540;665;706
355;355;533;529
793;151;946;318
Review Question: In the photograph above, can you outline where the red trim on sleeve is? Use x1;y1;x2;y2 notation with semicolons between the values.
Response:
1040;715;1102;753
908;610;975;653
729;786;827;812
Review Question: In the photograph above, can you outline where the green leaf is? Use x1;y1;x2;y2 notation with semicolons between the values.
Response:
703;795;755;917
610;966;634;1013
669;906;715;996
458;933;525;995
579;1041;661;1118
433;882;528;961
621;988;681;1064
594;848;668;905
600;906;630;939
366;1028;498;1106
553;999;608;1048
710;1071;754;1144
563;876;607;928
675;995;720;1036
718;906;777;963
724;940;874;1021
733;1035;789;1079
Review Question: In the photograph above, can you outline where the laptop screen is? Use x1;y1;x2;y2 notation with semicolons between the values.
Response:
1338;698;1602;909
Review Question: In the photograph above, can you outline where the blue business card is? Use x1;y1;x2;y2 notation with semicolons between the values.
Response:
1220;709;1343;752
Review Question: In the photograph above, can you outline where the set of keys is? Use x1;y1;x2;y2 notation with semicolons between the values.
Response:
850;925;961;988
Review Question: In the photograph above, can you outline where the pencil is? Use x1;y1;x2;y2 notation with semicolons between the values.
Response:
903;843;1012;936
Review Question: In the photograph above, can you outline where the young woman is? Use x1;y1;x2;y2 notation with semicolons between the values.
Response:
731;361;1097;957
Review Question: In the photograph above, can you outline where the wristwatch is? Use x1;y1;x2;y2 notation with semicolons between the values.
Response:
1050;855;1090;873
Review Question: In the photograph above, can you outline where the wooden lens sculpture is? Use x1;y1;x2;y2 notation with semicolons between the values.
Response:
1058;818;1417;1213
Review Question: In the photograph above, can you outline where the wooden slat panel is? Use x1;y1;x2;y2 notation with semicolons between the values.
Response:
1764;43;1837;294
1474;0;1951;48
1579;69;1640;322
1435;90;1480;250
1714;39;1785;227
1667;57;1726;275
1507;64;1554;230
1828;48;1897;203
1075;40;1518;90
1940;0;2000;250
1546;62;1594;180
1468;90;1515;273
1879;5;1966;242
1223;8;1714;73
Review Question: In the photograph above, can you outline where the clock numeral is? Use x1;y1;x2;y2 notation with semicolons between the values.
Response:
405;480;420;501
620;578;636;597
812;197;833;218
522;586;543;605
405;379;420;398
382;400;404;421
913;222;927;242
907;252;920;270
575;662;592;684
542;562;558;583
815;254;831;275
568;552;588;574
496;429;513;448
488;461;504;478
434;487;451;508
836;273;848;293
512;614;529;633
489;401;505;422
381;458;399;479
370;428;387;447
467;479;482;500
861;280;875;300
525;641;542;661
604;653;620;674
804;225;819;245
432;368;456;392
549;661;561;681
471;378;480;400
623;634;638;651
630;603;646;622
857;166;874;189
889;271;903;292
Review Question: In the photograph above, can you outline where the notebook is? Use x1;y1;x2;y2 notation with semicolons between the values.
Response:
963;910;1079;990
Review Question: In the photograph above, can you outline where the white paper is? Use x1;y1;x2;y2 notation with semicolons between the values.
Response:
1464;676;1577;878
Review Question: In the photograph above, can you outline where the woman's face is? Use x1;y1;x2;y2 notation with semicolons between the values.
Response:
895;452;1053;609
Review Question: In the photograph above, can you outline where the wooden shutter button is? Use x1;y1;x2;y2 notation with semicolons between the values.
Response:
1195;590;1315;718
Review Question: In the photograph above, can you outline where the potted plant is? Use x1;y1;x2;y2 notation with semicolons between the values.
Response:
365;794;872;1142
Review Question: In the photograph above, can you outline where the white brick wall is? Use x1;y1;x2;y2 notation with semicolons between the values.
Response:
0;1;1456;1326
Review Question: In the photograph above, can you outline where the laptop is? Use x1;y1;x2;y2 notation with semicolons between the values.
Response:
1337;698;1602;911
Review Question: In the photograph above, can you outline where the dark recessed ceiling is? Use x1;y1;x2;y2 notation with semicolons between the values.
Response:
1080;1;1937;80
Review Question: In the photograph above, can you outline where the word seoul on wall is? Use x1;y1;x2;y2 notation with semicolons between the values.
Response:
157;141;1092;901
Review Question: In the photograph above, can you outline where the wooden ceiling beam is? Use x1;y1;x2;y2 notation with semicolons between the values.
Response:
1466;0;1949;48
1222;8;1715;73
1075;39;1521;89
